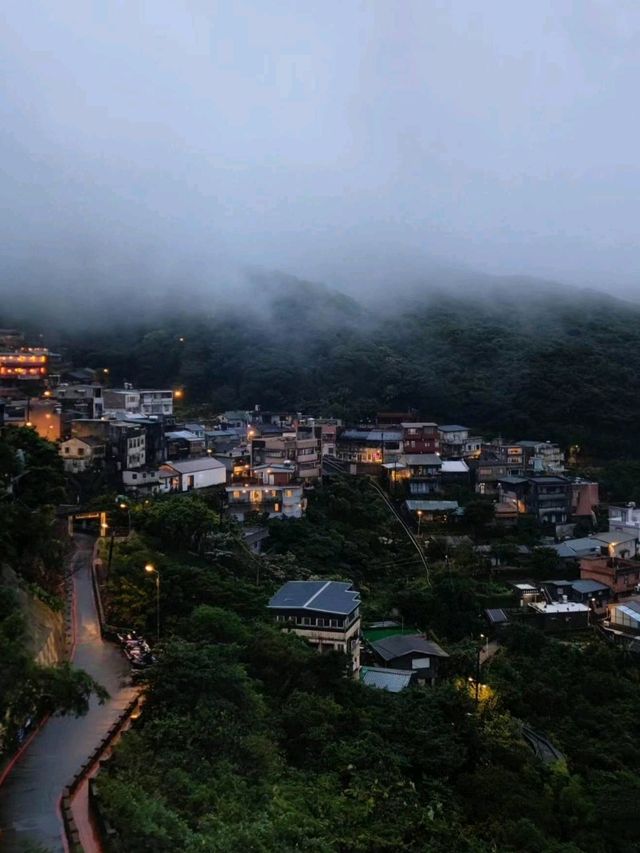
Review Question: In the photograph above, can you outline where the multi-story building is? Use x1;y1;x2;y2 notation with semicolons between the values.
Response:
0;348;48;382
580;555;640;597
516;440;565;473
54;384;104;420
335;428;403;467
609;503;640;538
109;422;146;470
139;389;174;417
250;428;320;482
102;388;141;415
405;454;442;495
497;475;572;526
438;425;469;457
59;437;106;473
401;422;439;455
225;483;305;521
268;580;361;673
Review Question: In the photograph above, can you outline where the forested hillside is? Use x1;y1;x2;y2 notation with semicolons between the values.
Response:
0;429;106;756
8;272;640;458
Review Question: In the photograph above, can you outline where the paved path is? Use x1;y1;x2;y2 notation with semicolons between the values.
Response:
0;535;137;852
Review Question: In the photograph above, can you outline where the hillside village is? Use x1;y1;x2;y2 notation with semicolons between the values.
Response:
4;321;640;851
4;325;640;674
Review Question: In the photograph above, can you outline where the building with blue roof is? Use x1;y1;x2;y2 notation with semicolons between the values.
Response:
268;580;362;673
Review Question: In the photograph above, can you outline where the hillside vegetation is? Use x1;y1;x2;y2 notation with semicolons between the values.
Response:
53;274;639;458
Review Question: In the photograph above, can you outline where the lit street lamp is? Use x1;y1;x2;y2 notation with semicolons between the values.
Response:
145;563;160;643
417;510;423;536
474;633;487;705
117;497;131;535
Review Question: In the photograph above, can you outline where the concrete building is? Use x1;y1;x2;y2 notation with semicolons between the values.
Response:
139;389;174;416
59;437;106;473
580;555;640;597
225;482;305;521
159;457;226;492
438;425;469;457
335;428;403;467
529;600;590;632
54;384;104;420
516;440;565;473
250;429;321;482
268;580;361;673
609;503;640;538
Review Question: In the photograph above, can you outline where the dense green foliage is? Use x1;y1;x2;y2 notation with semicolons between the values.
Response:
59;276;640;458
0;428;106;756
98;480;640;851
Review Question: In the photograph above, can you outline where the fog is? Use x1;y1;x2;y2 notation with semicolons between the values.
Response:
2;0;640;311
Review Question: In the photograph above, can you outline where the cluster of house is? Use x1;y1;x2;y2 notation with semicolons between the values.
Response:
267;579;449;691
331;418;597;533
483;504;640;639
0;333;600;533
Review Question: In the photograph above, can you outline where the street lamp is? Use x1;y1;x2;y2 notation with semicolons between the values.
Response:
116;496;131;535
145;563;160;643
475;633;487;705
417;510;423;536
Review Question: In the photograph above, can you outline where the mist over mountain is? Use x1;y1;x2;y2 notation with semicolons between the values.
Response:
3;270;623;460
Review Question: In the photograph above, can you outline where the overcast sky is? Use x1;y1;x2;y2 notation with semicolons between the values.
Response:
2;0;640;300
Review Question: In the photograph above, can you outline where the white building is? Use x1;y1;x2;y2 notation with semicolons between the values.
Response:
226;483;305;521
159;457;227;492
139;389;174;416
609;503;640;538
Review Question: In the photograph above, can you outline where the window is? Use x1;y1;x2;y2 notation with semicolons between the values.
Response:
285;490;293;497
132;473;138;480
77;447;85;456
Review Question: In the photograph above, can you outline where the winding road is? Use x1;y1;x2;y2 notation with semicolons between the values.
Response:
0;534;137;853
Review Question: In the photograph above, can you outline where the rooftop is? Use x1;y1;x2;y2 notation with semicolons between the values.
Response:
165;430;202;441
360;667;414;693
438;424;469;432
404;454;442;466
268;580;360;616
369;633;449;661
485;608;509;625
340;429;402;442
406;500;459;512
441;460;469;474
162;457;225;474
530;601;589;614
571;579;611;594
594;530;638;544
401;422;437;428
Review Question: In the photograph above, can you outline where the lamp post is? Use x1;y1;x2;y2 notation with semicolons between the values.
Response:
117;496;131;535
145;564;160;642
475;633;487;705
417;510;423;536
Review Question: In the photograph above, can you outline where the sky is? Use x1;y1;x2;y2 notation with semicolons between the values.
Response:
2;0;640;303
